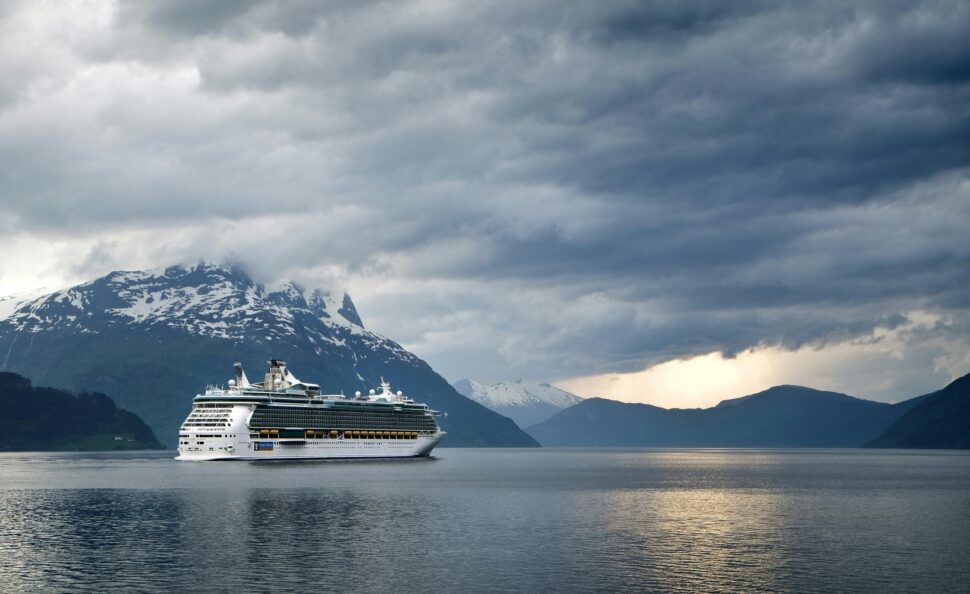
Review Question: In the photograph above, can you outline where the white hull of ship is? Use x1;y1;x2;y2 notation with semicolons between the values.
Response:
176;433;444;461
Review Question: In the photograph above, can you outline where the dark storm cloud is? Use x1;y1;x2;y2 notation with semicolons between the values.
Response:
119;0;262;38
0;0;968;384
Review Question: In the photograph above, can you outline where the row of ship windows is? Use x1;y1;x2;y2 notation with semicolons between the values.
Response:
257;405;426;413
179;434;239;444
250;423;436;431
250;419;435;431
179;431;423;445
252;412;429;421
250;418;432;425
252;430;422;440
182;419;434;430
253;410;432;421
182;422;230;427
184;434;237;438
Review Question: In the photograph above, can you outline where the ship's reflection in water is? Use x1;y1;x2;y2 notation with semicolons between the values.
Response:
0;449;968;592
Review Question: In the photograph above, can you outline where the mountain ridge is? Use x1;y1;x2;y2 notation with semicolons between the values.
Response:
866;373;970;449
526;385;928;447
0;263;538;449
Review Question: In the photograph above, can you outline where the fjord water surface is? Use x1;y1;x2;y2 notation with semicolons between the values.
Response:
0;448;967;593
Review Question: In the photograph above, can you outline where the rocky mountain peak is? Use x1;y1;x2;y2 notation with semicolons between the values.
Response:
0;262;367;343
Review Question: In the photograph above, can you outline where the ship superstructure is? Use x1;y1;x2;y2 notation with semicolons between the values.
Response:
175;360;445;460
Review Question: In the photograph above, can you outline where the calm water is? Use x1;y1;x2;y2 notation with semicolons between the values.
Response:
0;449;968;593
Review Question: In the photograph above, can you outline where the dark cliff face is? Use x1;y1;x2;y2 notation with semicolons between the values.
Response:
0;372;162;451
0;264;537;449
867;373;970;449
527;385;931;448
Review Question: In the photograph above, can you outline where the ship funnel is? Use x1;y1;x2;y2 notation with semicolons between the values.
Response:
234;362;251;388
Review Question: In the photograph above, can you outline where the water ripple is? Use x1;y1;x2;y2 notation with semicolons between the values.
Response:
0;449;967;593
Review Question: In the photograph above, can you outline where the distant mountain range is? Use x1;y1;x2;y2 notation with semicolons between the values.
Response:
0;264;537;448
3;263;964;452
525;379;970;448
453;379;584;428
0;372;161;451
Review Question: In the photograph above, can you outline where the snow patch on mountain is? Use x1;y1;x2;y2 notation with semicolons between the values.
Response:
0;290;48;321
453;379;584;428
456;379;584;409
0;263;416;362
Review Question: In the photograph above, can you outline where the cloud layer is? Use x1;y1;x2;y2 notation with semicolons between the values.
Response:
1;0;968;398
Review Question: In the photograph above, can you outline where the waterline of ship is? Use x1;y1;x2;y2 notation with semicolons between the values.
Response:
175;360;445;461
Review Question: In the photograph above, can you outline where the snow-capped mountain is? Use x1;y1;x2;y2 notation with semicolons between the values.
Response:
453;378;584;429
0;264;378;349
0;263;537;448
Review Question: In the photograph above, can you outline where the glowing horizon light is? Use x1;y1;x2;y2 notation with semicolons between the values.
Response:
556;350;782;410
556;315;968;408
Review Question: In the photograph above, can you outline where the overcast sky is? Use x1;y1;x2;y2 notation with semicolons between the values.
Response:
1;0;968;405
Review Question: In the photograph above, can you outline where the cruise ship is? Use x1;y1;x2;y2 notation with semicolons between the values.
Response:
175;360;445;460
